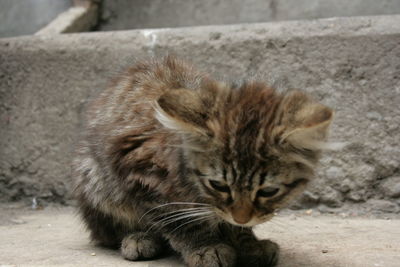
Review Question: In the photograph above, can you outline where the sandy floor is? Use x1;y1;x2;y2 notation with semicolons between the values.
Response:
0;206;399;267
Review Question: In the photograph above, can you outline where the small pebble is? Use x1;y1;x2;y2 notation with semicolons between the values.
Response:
305;209;313;215
209;32;222;40
91;252;96;256
31;197;38;210
10;219;26;225
322;249;329;253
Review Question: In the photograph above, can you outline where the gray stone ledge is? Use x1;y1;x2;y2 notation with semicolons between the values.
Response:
0;15;399;211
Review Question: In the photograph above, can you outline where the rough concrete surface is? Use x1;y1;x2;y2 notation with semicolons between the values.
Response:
0;15;400;211
0;206;399;267
99;0;400;30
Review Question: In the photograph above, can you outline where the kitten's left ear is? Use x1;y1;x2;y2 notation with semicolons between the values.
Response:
154;89;211;136
279;90;334;150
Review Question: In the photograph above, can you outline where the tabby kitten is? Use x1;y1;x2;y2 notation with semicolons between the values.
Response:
73;57;334;267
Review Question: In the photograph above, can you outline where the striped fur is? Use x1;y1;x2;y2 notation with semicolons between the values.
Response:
73;57;333;266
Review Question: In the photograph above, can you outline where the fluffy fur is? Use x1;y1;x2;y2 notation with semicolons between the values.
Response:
73;57;334;266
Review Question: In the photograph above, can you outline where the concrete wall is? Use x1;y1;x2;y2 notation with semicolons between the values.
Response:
1;15;399;212
99;0;400;30
0;0;71;38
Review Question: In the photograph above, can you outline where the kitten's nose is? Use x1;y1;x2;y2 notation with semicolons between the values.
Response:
230;201;253;224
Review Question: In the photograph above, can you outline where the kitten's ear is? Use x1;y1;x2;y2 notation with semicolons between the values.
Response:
279;90;334;150
154;89;210;136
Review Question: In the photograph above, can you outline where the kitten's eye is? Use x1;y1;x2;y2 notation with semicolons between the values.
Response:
257;187;280;198
208;180;230;193
284;178;308;188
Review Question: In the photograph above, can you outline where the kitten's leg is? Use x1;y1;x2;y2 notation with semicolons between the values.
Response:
223;225;279;267
121;232;165;261
165;227;236;267
80;203;166;260
79;203;126;248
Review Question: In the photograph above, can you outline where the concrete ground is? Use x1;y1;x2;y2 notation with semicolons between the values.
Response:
0;206;399;267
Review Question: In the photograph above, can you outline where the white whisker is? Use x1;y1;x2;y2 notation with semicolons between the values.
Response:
151;211;211;231
138;202;211;223
145;210;213;234
148;207;211;223
169;214;215;235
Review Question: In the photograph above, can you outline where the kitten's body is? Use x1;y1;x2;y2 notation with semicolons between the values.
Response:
74;57;333;266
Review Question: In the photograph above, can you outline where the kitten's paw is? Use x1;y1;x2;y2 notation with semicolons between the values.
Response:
239;239;280;267
185;243;236;267
121;232;163;261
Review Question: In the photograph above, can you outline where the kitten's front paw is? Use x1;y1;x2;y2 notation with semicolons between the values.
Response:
239;239;280;267
121;232;164;261
186;243;236;267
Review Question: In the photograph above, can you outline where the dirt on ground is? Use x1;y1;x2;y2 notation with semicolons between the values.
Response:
0;204;399;267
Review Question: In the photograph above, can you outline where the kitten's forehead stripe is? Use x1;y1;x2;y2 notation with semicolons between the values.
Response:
217;82;285;192
259;171;268;186
222;168;227;182
247;163;260;188
237;164;246;185
230;164;238;184
255;128;265;155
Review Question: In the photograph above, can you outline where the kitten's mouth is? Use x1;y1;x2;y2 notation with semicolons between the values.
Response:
214;208;276;227
213;208;261;227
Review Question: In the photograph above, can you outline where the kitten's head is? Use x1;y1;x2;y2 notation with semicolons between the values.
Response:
155;81;334;226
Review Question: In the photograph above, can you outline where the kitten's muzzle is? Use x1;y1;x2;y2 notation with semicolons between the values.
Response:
229;199;254;224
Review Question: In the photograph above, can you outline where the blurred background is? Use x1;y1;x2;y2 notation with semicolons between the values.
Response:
1;0;400;37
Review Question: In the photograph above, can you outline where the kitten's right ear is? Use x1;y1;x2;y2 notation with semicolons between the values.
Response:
154;89;210;136
278;90;335;150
